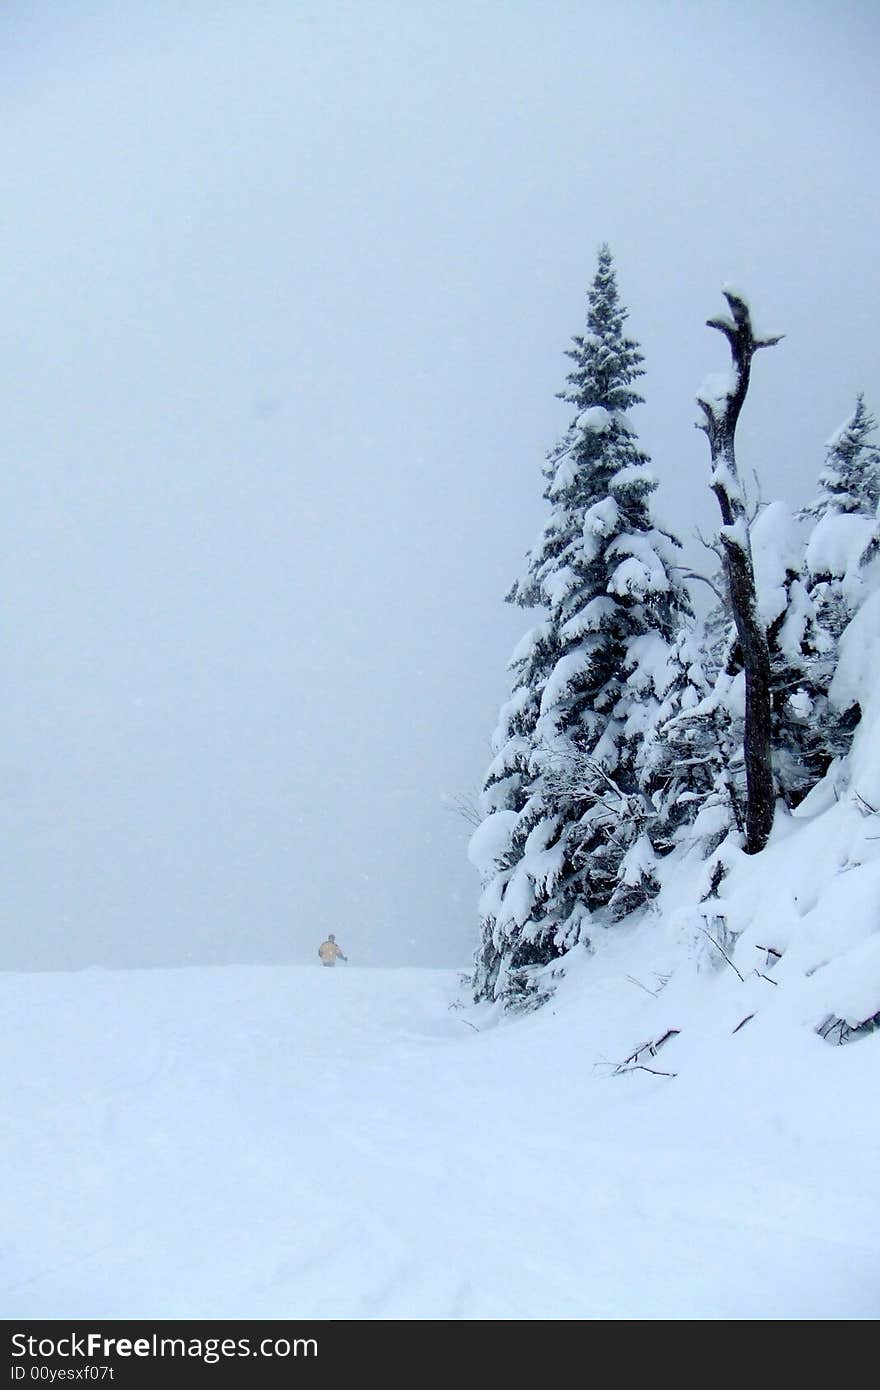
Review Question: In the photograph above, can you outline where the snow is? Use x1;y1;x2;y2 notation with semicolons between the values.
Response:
483;734;528;788
3;944;878;1319
508;622;552;668
575;405;612;434
726;668;746;718
560;595;617;641
607;555;656;598
751;500;802;626
612;410;638;437
776;579;819;663
711;463;747;511
721;282;750;309
467;811;518;875
580;495;621;564
493;689;531;744
718;516;749;550
787;688;813;720
582;495;619;538
499;859;536;928
829;587;880;714
8;647;880;1319
608;463;655;494
540;647;595;715
618;832;656;886
806;511;875;585
606;530;671;597
548;455;578;497
689;798;731;842
542;564;579;610
625;631;677;698
493;817;565;930
6;253;877;1324
830;588;880;808
697;370;735;412
825;407;862;453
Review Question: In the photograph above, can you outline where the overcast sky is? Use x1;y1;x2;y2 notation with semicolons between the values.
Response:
2;0;877;971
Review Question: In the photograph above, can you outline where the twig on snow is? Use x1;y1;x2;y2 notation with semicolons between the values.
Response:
698;927;744;981
616;1063;678;1078
625;974;661;997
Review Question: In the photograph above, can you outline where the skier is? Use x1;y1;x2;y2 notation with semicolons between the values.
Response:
318;933;348;967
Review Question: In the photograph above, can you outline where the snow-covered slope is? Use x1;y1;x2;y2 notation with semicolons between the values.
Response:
3;949;878;1319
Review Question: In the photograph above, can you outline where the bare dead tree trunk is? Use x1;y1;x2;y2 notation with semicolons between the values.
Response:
697;290;782;855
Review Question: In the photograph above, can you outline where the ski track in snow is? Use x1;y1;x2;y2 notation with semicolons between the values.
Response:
1;963;878;1320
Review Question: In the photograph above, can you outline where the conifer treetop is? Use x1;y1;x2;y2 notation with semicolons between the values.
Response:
561;244;645;414
802;393;880;519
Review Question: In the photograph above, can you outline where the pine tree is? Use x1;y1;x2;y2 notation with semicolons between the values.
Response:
773;400;880;794
750;501;841;806
802;397;880;639
801;395;880;520
637;625;714;846
471;246;691;1005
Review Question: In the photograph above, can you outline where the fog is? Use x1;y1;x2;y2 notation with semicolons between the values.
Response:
2;1;877;970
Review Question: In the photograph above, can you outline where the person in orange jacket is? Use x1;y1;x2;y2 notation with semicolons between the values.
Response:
318;933;348;966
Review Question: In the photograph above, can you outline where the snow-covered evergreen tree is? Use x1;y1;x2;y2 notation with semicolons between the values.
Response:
471;246;692;1004
779;400;880;789
749;501;842;806
660;495;855;838
640;550;741;852
803;400;880;638
801;395;880;521
637;625;714;847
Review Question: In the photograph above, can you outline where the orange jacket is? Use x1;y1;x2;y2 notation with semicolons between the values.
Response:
318;939;346;963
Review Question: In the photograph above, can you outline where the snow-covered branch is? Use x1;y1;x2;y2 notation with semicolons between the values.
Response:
672;566;726;604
